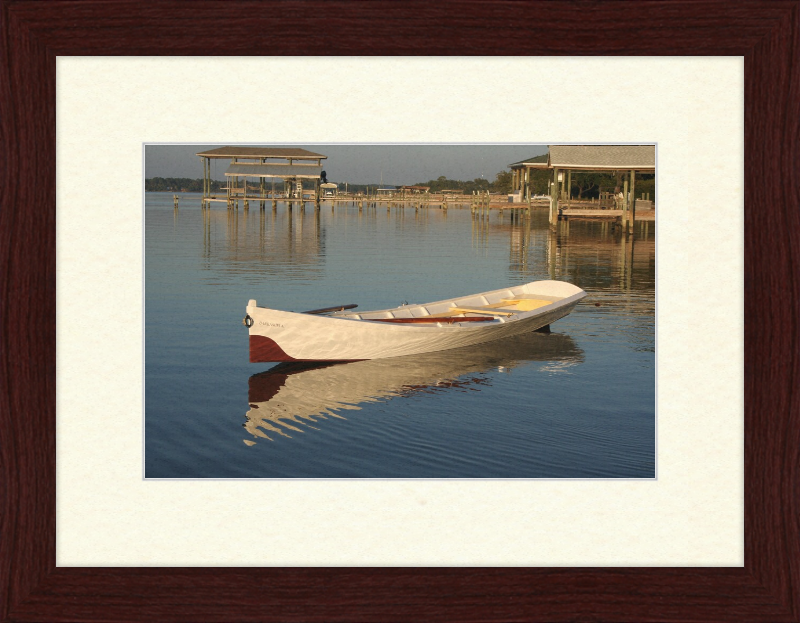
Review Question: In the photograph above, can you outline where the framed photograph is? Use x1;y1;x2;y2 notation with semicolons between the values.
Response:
2;1;797;621
144;143;656;479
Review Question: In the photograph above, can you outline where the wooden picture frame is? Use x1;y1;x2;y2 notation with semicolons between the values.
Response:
1;1;798;620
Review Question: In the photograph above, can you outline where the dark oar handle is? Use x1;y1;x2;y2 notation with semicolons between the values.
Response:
302;304;358;315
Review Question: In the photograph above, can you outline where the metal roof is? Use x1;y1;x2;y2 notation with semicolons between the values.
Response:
225;163;324;179
548;145;655;170
197;146;326;160
510;154;549;168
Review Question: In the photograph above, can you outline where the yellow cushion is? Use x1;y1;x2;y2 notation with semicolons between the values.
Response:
500;298;552;311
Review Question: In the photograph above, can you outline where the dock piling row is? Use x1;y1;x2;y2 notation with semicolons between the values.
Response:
193;146;654;233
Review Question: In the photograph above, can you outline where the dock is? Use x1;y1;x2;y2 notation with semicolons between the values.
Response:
189;144;656;231
559;209;655;222
510;145;656;233
187;192;655;222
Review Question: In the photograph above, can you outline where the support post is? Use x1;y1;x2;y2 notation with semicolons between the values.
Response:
629;170;636;233
566;170;572;201
550;168;559;227
524;168;529;201
202;158;207;208
622;178;629;232
233;159;239;209
260;159;265;210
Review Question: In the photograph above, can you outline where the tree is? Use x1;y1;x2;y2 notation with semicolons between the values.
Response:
491;170;512;193
529;169;551;195
572;172;607;198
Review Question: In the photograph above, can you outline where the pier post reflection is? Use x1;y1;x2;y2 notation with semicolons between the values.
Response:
197;200;327;280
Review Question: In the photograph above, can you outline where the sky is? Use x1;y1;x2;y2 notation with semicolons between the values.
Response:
144;144;549;186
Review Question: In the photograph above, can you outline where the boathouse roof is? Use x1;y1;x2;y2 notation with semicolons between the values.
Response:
196;146;326;160
509;154;549;169
548;145;655;171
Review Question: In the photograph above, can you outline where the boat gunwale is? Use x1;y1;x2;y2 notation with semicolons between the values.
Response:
248;289;587;331
331;281;582;320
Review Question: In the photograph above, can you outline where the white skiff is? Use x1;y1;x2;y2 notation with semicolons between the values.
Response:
244;279;586;362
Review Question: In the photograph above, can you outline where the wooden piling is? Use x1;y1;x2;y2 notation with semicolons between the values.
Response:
202;158;206;205
622;178;629;232
628;170;636;234
549;168;559;227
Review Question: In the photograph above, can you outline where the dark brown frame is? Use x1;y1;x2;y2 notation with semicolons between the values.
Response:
1;1;798;621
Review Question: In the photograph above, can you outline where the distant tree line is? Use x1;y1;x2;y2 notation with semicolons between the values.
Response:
146;177;224;192
411;171;513;194
143;172;515;195
145;171;655;199
338;172;511;195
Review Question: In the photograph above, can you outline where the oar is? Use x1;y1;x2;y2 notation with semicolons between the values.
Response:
302;303;358;315
368;316;495;324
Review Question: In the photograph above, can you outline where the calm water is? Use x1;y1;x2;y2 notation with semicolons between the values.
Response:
145;193;655;478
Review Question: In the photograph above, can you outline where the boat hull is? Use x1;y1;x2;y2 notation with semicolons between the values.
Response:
246;280;586;362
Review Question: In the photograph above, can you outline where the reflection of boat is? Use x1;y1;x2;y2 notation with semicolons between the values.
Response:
244;280;586;362
244;331;584;443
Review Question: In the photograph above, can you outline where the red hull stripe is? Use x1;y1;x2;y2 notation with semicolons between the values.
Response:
249;335;364;363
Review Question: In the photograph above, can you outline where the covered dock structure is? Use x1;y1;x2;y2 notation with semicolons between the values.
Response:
509;154;549;200
196;146;327;210
398;185;430;194
546;145;655;231
509;145;655;231
320;182;338;197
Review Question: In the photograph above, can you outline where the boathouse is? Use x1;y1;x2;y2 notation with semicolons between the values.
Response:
509;154;549;200
196;146;327;209
320;182;338;197
510;145;655;231
546;145;655;230
398;185;430;194
510;146;655;197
